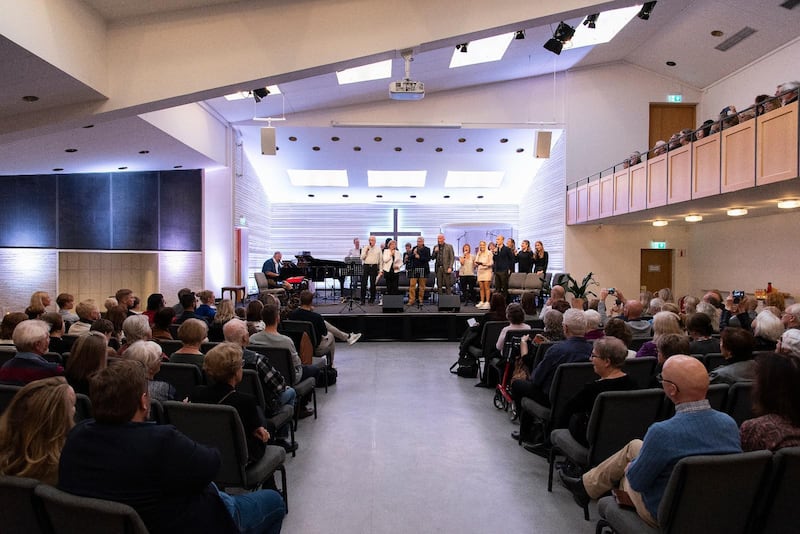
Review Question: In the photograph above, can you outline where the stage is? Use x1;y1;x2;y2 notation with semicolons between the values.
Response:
316;300;479;342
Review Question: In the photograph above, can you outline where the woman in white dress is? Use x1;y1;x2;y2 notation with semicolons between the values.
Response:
474;240;494;309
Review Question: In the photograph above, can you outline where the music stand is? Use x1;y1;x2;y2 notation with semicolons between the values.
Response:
340;261;365;313
410;267;426;310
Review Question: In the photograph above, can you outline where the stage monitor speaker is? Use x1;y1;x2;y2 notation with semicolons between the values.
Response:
438;294;461;312
261;127;276;155
534;131;552;159
382;294;405;313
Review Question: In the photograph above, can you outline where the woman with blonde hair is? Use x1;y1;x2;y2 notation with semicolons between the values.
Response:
636;311;683;358
208;298;235;342
474;240;493;309
25;291;51;319
0;376;75;485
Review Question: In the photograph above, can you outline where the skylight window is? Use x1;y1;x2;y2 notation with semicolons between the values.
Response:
449;33;514;68
367;171;427;187
569;5;640;49
287;170;348;187
444;171;505;188
336;60;393;85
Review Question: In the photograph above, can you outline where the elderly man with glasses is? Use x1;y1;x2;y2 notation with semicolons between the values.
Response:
559;355;741;528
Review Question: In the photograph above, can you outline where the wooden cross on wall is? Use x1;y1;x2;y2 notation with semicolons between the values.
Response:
369;209;420;245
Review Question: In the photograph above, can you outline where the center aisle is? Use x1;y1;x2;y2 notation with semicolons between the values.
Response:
280;342;596;533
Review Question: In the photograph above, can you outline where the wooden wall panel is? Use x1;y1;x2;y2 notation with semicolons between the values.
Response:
721;120;756;193
613;169;629;215
692;134;721;199
0;249;57;313
757;101;798;186
667;145;692;204
629;162;647;212
576;184;588;223
646;154;667;208
599;175;614;218
587;179;600;221
566;188;578;225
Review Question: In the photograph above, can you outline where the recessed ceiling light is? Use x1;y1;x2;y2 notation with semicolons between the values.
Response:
374;137;382;142
308;194;315;198
652;220;668;227
477;195;484;199
445;171;505;188
435;147;443;152
118;166;128;170
394;147;402;152
52;168;64;172
368;170;426;188
376;194;383;198
82;124;94;129
287;169;348;187
138;150;149;154
476;148;484;152
416;138;424;143
336;59;392;85
777;199;800;209
65;148;77;153
443;195;451;199
331;136;340;142
711;30;724;37
312;146;320;151
571;6;640;49
353;146;362;151
22;95;39;102
449;32;514;68
666;61;677;67
727;208;748;217
684;215;703;222
500;138;508;143
516;148;524;153
289;136;297;142
173;165;183;169
458;138;466;143
342;194;349;198
410;195;417;198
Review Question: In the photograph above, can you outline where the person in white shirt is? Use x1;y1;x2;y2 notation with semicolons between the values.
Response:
380;240;403;295
347;237;361;259
360;236;382;304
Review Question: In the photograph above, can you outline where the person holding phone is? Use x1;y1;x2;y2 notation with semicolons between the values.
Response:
720;290;753;331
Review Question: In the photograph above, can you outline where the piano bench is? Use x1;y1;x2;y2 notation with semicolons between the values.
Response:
221;285;247;306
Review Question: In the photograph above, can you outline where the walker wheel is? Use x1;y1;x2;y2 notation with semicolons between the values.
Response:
494;390;508;410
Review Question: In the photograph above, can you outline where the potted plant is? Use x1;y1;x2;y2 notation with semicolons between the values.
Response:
564;272;598;310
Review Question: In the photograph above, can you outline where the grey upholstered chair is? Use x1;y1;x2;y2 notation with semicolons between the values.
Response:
163;401;288;511
237;368;296;457
549;388;665;520
725;381;754;426
596;450;772;534
34;483;149;534
248;345;317;430
153;362;203;400
0;475;46;534
0;384;21;415
621;357;657;389
757;446;800;534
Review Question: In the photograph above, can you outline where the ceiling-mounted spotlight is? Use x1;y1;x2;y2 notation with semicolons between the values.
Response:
637;1;657;20
583;13;599;29
252;87;270;102
515;30;526;40
543;38;563;55
554;22;576;42
457;43;468;53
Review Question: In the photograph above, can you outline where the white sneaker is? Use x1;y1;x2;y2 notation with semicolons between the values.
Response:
347;332;362;345
476;301;484;309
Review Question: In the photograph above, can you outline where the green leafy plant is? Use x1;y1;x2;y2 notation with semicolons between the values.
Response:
564;272;598;299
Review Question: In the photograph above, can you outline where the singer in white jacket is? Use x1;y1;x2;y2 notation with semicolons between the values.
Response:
380;240;404;295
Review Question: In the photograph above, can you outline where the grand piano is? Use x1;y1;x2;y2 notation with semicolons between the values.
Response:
278;253;349;294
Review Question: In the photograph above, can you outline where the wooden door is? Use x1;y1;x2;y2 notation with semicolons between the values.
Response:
649;104;696;150
640;249;673;294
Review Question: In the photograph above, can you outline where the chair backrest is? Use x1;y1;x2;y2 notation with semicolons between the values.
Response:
587;389;665;467
725;381;754;426
163;401;249;487
622;357;657;389
155;339;183;356
154;362;203;400
200;341;220;354
0;475;45;534
548;362;598;428
75;393;92;422
704;352;726;372
280;320;317;348
43;352;63;364
0;350;16;367
524;272;544;291
531;341;554;370
61;335;79;353
480;321;509;357
500;329;532;359
656;451;772;534
254;271;269;292
525;319;544;330
149;398;166;424
759;446;800;534
248;346;296;387
508;272;526;289
34;483;149;534
0;384;21;415
706;383;729;412
629;337;653;351
237;369;266;410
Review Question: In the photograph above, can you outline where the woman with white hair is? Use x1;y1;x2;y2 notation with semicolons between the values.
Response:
584;309;604;340
752;309;784;352
125;340;175;402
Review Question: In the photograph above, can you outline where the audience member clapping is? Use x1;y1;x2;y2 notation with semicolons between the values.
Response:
709;327;755;385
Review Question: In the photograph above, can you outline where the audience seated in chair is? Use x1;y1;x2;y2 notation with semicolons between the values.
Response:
0;376;75;485
598;289;651;338
151;307;176;340
495;304;530;353
649;333;691;388
209;299;236;342
687;312;720;355
175;292;202;325
195;290;217;322
169;319;208;369
603;318;635;359
584;309;603;341
58;359;284;534
635;311;682;359
65;331;108;396
709;327;755;385
777;328;800;358
57;293;80;329
740;350;800;452
0;320;64;386
559;355;741;528
42;312;68;355
751;309;783;352
66;300;100;336
126;340;177;402
119;314;153;355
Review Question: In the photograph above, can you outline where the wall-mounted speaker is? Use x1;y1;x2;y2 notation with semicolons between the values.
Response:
382;294;405;313
535;131;552;159
261;127;276;156
438;294;461;312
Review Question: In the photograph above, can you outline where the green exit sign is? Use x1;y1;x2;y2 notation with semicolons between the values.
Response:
651;241;667;249
667;94;683;103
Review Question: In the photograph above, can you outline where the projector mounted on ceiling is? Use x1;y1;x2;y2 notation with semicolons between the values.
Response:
390;50;424;101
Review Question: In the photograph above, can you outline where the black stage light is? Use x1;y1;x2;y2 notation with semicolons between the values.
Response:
638;1;657;20
457;43;468;53
554;22;575;42
515;30;525;40
543;38;563;55
252;87;270;102
584;14;599;29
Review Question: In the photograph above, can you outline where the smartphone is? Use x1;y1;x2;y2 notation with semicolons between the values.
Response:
732;290;745;304
608;288;616;295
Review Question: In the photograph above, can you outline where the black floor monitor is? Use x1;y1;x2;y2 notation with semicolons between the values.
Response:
438;294;461;312
382;295;405;313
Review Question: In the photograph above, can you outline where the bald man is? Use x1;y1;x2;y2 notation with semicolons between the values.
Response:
559;355;741;527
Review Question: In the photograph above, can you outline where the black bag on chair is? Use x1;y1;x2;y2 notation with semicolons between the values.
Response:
450;356;479;378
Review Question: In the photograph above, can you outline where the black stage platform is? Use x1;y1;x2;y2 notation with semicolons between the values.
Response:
316;301;480;342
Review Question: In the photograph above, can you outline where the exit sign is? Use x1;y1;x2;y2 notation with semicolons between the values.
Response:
667;94;683;103
651;241;667;249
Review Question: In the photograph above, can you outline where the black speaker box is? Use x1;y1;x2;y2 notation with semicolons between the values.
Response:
438;294;461;312
382;294;405;313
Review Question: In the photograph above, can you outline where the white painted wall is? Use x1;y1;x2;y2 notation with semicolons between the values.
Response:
203;167;234;293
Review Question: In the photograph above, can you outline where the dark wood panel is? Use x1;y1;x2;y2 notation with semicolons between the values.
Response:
0;175;58;247
111;172;159;250
58;173;111;249
158;170;202;251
